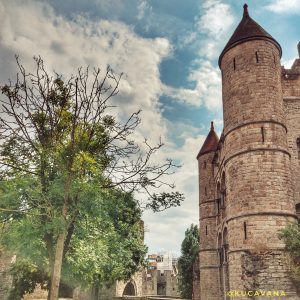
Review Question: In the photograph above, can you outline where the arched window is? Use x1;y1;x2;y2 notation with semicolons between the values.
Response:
223;228;228;263
216;182;221;214
123;281;136;296
218;233;223;264
220;172;226;208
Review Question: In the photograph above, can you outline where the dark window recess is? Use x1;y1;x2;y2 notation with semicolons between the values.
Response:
204;161;207;169
273;54;276;63
233;58;236;70
206;225;208;235
217;199;220;214
297;138;300;160
261;127;265;143
244;222;247;240
205;186;207;196
220;190;226;208
223;244;228;262
219;248;224;264
255;51;259;63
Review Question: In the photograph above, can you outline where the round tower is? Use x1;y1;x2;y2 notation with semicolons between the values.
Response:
219;4;298;298
197;122;220;300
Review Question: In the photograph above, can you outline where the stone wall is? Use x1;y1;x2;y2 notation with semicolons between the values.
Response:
198;35;300;299
0;253;14;299
283;54;300;208
198;151;220;300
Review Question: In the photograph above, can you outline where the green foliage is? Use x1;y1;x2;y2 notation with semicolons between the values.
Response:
63;188;147;288
279;224;300;284
1;179;146;293
146;192;185;212
7;259;49;300
0;57;183;298
178;224;199;299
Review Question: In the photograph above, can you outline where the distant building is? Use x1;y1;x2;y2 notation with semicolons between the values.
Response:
145;252;179;297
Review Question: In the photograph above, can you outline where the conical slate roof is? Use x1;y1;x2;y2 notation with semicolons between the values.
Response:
219;4;282;67
196;122;219;159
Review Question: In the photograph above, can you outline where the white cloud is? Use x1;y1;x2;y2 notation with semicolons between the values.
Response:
266;0;300;14
0;0;172;144
137;0;152;20
197;0;234;59
143;127;206;255
162;60;222;110
159;0;232;111
0;0;208;255
198;1;234;40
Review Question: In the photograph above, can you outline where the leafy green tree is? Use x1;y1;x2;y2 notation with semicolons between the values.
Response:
0;56;184;300
279;224;300;286
178;224;199;299
1;182;146;299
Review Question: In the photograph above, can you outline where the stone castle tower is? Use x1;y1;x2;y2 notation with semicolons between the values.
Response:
197;4;300;300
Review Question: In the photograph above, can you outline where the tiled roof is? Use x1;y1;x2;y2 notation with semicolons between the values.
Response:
219;4;281;66
197;122;219;159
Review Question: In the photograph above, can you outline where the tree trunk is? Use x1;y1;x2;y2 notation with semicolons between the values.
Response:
49;231;66;300
49;176;70;300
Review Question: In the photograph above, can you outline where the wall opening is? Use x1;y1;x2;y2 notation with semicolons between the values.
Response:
261;127;265;143
123;282;136;296
244;222;247;240
255;51;259;63
297;138;300;160
220;172;226;209
216;182;221;214
233;58;236;70
296;203;300;224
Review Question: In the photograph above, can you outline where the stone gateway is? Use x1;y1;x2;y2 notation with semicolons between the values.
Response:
197;4;300;300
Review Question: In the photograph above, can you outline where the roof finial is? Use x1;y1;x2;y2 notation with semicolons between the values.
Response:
211;121;214;130
297;41;300;58
243;3;249;17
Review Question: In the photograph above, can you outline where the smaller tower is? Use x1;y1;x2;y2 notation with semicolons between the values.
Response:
197;122;220;300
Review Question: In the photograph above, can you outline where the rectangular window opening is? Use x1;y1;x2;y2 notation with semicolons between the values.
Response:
261;126;265;143
244;222;247;240
297;138;300;160
255;51;259;63
206;225;208;235
233;58;236;70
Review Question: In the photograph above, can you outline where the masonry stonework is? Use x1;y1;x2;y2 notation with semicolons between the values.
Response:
197;5;300;300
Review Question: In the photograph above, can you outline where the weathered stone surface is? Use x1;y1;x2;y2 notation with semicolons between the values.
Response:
197;7;300;300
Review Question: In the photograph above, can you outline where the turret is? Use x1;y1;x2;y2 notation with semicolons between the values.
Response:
197;122;220;300
216;4;298;297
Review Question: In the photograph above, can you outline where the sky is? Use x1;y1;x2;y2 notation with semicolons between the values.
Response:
0;0;299;256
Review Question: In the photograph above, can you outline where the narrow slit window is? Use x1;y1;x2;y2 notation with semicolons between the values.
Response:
255;51;259;63
206;225;208;235
297;138;300;160
261;127;265;143
204;161;207;169
244;222;247;240
233;58;236;70
205;186;207;196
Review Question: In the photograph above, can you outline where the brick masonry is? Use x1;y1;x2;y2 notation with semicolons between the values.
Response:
197;11;300;300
